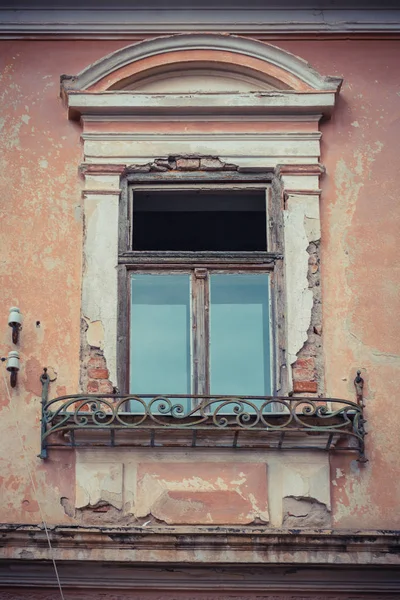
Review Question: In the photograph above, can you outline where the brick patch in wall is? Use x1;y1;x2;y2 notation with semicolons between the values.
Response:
293;381;318;393
80;318;114;395
291;240;323;395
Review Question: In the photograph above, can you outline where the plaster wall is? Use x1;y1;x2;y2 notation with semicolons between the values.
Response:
0;39;399;532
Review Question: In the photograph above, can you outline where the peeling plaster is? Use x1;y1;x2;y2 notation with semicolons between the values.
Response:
0;36;399;538
83;317;105;350
75;449;331;527
76;463;123;510
281;461;330;510
82;195;118;384
282;496;331;527
283;194;321;369
134;464;271;525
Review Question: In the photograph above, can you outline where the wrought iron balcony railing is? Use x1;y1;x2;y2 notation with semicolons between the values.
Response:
39;371;366;461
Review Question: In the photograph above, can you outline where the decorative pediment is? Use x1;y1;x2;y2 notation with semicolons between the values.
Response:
61;34;342;120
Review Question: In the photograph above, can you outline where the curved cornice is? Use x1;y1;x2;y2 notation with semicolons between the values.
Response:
61;33;342;93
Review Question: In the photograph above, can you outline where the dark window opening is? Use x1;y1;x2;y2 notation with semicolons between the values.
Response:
131;189;267;251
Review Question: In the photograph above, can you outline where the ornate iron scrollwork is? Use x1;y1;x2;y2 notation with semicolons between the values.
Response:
39;370;366;461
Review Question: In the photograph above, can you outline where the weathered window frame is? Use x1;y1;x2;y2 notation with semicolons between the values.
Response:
117;170;287;397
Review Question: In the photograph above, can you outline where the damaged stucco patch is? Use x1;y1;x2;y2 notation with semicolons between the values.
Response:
280;460;331;528
80;317;114;394
291;239;324;394
83;317;105;350
76;462;123;510
135;462;269;525
283;194;321;371
74;449;331;527
282;462;330;509
282;496;330;527
82;194;118;385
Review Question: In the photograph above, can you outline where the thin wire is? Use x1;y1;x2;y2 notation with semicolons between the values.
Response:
1;367;66;600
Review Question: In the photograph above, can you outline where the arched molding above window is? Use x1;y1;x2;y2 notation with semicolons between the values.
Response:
61;33;342;95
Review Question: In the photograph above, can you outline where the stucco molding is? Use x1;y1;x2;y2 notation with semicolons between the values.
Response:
81;132;322;142
1;525;399;569
67;91;337;121
61;34;342;93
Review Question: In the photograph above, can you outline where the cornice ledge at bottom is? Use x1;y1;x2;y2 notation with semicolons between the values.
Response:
0;525;399;566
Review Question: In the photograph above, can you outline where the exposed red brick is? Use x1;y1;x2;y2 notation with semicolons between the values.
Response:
87;356;107;369
292;357;316;382
293;381;318;393
294;357;315;370
99;380;114;394
87;380;99;393
87;368;109;380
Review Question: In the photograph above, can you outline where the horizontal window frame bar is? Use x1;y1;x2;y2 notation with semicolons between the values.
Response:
129;183;271;191
125;171;275;184
119;250;282;266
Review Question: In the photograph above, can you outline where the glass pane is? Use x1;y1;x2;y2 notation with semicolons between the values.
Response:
130;274;191;412
209;274;271;408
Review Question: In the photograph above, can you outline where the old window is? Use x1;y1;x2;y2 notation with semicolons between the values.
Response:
118;178;284;408
129;269;272;411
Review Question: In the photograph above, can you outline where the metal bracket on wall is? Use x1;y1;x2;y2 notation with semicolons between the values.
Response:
354;369;367;463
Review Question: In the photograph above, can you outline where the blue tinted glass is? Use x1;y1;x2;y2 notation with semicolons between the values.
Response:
210;274;271;399
130;274;191;410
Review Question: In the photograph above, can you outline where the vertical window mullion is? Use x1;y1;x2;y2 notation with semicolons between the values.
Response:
192;268;209;400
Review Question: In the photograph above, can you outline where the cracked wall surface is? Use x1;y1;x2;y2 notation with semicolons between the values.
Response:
280;39;400;529
0;37;399;535
73;449;329;528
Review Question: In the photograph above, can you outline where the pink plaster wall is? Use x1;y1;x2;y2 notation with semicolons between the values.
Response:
0;38;399;530
0;41;128;525
278;39;400;529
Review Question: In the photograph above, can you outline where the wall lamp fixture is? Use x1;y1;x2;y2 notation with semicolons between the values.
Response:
2;351;20;388
8;307;22;344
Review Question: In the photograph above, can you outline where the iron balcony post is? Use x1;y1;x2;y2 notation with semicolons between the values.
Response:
39;368;49;459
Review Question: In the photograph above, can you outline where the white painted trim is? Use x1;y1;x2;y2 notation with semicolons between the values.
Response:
283;194;321;370
0;9;399;37
81;114;322;123
62;34;342;92
81;132;321;142
82;139;320;160
68;91;337;119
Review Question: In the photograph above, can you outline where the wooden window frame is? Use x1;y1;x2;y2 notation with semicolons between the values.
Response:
117;171;286;397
